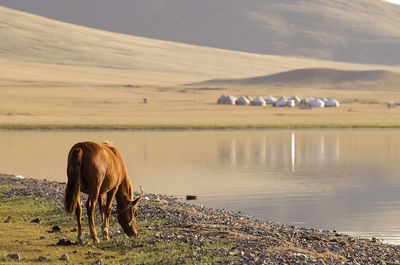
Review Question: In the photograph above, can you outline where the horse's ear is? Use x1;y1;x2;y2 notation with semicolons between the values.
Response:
132;196;142;207
132;185;143;207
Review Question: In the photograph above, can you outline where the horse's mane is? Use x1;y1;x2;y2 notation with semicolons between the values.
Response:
102;141;119;156
103;140;113;146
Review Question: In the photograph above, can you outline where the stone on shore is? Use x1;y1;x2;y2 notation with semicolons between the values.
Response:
7;254;21;260
60;253;69;261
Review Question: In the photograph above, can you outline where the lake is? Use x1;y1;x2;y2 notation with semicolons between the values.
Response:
1;129;400;244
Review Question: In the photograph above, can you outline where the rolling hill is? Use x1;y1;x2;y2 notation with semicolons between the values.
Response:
1;5;400;88
193;68;400;90
1;0;400;65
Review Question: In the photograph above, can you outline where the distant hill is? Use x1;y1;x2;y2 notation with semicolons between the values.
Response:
3;6;400;87
192;68;400;89
1;0;400;65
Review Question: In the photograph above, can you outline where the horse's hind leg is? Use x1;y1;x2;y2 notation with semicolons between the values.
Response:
87;190;100;243
75;197;84;244
98;195;107;239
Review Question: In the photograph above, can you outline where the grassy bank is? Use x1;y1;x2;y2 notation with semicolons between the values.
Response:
2;122;400;131
0;185;234;264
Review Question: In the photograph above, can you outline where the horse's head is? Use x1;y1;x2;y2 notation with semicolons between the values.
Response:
117;196;142;237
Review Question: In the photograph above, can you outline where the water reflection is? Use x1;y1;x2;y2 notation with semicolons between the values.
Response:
214;131;340;177
1;130;400;244
291;132;295;172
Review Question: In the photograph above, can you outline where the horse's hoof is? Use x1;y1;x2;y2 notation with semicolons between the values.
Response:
93;238;100;243
78;234;84;245
102;227;109;240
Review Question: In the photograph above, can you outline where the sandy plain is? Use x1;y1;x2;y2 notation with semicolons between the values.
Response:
2;79;400;128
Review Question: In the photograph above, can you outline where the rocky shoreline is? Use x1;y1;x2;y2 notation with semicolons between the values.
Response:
1;173;400;264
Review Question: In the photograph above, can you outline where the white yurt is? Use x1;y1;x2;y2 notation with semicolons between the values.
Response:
236;96;251;106
287;99;295;108
245;96;253;102
273;96;288;107
264;96;277;105
224;95;237;105
252;97;266;106
309;98;325;108
290;96;301;106
299;98;311;109
217;95;227;104
319;97;328;103
325;98;339;107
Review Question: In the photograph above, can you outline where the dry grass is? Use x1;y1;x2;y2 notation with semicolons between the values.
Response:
2;6;400;128
2;83;400;128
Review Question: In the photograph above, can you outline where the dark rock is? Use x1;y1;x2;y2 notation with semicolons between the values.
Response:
186;195;198;200
31;217;41;224
56;239;75;246
60;253;69;261
48;225;61;233
38;256;47;262
7;254;20;260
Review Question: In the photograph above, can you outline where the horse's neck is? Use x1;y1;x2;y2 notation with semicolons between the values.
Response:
116;177;132;209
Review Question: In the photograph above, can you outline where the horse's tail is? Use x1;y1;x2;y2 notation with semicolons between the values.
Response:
64;147;83;214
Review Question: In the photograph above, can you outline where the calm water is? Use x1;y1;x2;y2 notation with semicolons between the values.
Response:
1;130;400;244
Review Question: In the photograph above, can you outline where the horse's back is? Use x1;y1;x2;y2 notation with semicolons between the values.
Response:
68;141;127;194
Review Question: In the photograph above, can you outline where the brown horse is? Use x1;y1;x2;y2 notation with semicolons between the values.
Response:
64;141;142;243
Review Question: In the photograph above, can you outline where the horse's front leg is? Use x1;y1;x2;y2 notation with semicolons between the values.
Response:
102;188;118;240
86;193;100;243
75;197;84;244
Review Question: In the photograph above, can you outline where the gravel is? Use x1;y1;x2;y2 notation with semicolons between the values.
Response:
2;173;400;264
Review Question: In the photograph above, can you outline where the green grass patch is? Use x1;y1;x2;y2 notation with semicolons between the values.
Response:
0;185;236;264
0;185;11;195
